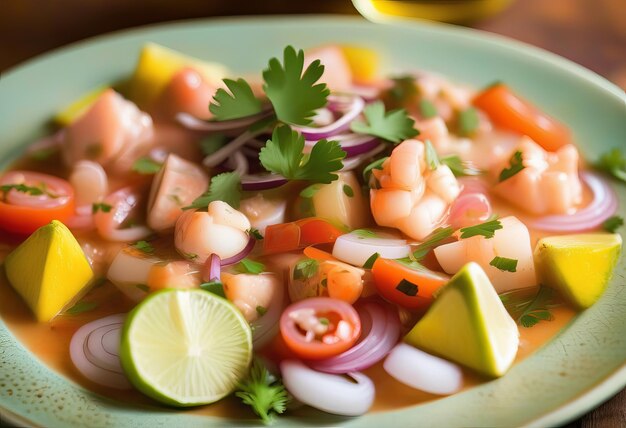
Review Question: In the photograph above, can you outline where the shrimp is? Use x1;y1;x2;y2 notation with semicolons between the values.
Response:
370;139;461;240
222;272;280;322
147;154;209;231
174;201;251;263
69;160;108;208
61;89;153;172
493;137;582;215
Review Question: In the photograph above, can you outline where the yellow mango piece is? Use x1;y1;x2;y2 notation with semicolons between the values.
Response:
534;233;622;309
312;171;369;230
405;262;519;377
129;43;229;107
54;86;108;126
4;221;94;322
340;45;378;83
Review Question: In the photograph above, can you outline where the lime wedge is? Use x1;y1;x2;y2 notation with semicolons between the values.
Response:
534;233;622;309
120;289;252;406
404;262;519;377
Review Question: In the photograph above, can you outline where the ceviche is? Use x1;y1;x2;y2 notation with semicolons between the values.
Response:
0;43;624;423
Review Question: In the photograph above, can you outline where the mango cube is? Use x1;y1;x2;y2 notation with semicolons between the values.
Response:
340;45;379;83
4;221;94;321
54;86;108;126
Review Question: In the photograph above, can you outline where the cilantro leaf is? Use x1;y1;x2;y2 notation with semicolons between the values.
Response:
457;107;480;137
92;202;112;214
517;286;557;328
595;148;626;182
259;125;345;184
440;154;482;177
293;258;319;280
247;228;264;240
185;172;241;210
602;215;624;233
350;101;419;144
363;156;388;188
342;184;354;197
0;183;44;197
385;76;418;109
210;78;263;121
459;219;503;239
132;240;155;254
236;258;265;275
363;252;380;269
200;281;226;298
489;256;518;272
411;226;454;260
66;301;98;315
499;150;525;182
419;99;438;119
236;358;288;424
352;229;377;239
300;183;324;199
256;306;268;317
424;140;440;170
132;157;162;175
262;46;329;126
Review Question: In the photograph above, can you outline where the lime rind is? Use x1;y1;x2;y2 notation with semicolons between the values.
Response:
120;289;252;406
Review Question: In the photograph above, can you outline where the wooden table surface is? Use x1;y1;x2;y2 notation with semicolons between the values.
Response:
0;0;624;426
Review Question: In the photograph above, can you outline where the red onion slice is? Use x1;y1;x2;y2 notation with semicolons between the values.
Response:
308;302;400;374
528;172;619;232
294;96;365;140
176;110;271;132
341;143;387;171
69;313;131;389
201;253;222;282
306;133;380;158
220;235;256;266
225;151;249;176
241;174;288;191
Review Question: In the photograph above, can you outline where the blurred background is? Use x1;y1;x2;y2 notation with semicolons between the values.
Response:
0;0;624;426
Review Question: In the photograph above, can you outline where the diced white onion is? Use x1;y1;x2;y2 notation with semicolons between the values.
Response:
332;232;411;267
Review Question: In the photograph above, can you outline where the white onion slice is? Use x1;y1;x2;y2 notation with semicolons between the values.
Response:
383;343;463;395
69;314;131;389
294;96;365;140
332;232;411;267
226;151;249;176
203;130;257;168
280;360;375;416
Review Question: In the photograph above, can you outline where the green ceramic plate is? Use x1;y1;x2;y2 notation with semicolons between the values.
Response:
0;15;625;428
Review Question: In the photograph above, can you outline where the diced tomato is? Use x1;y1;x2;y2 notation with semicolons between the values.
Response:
264;218;344;254
371;258;449;310
473;83;571;151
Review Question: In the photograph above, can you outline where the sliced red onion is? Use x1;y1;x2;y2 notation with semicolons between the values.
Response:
251;279;285;348
341;143;387;171
69;313;131;389
203;130;261;168
225;151;249;176
294;96;364;140
220;235;256;266
241;174;288;191
202;253;222;282
528;172;619;232
280;360;375;416
383;343;463;395
306;133;380;158
309;301;400;374
176;110;270;132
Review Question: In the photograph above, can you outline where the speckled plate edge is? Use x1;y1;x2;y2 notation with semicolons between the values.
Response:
0;15;625;428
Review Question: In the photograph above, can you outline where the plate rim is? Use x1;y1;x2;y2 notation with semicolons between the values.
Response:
0;14;624;428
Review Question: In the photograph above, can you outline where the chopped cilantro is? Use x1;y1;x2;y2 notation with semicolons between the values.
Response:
132;240;155;254
595;148;626;182
66;301;98;315
210;78;263;120
132;157;162;174
459;219;503;239
411;226;455;260
352;229;377;239
385;76;418;108
518;286;557;328
489;256;518;272
259;125;345;184
351;101;419;144
363;156;389;188
236;258;265;275
499;150;525;182
300;183;324;199
92;202;112;214
602;215;624;233
256;306;268;317
293;258;319;280
0;183;45;198
424;140;440;170
235;357;288;424
396;279;419;296
419;99;438;119
185;172;241;210
262;46;329;126
200;281;226;298
200;134;228;156
247;228;264;240
342;184;354;197
319;317;330;326
440;154;482;177
457;107;480;137
363;252;380;269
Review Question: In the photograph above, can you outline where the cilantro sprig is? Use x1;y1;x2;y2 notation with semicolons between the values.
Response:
236;258;266;275
595;148;626;182
489;256;518;272
351;101;419;144
132;157;162;175
236;358;288;424
210;78;263;121
459;218;503;239
185;172;241;210
499;150;525;182
440;154;482;177
259;125;345;183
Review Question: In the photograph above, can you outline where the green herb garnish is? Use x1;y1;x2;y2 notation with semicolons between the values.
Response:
200;281;225;298
236;357;288;425
132;240;155;254
236;258;266;275
92;202;112;214
363;156;388;186
386;76;418;107
293;258;319;280
518;286;557;328
489;256;518;272
459;219;503;239
419;99;438;119
396;279;419;296
342;184;354;197
248;228;264;240
185;172;241;210
259;125;345;184
424;140;440;170
300;183;324;199
411;226;455;260
352;229;377;239
132;157;162;174
440;154;482;177
499;150;525;182
595;148;626;182
602;215;624;233
0;183;45;198
457;107;480;137
66;301;99;315
351;101;419;144
363;252;380;269
210;78;263;120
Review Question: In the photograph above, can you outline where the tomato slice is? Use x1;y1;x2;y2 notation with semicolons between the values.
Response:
473;83;571;151
280;297;361;360
0;171;75;235
264;218;344;254
371;258;449;310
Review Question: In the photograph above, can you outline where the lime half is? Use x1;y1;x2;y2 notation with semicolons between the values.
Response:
120;289;252;406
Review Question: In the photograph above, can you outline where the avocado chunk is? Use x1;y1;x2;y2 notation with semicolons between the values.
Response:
4;221;94;321
534;233;622;309
404;262;519;377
